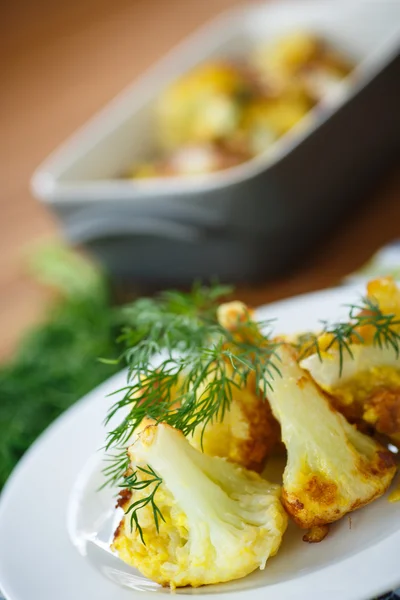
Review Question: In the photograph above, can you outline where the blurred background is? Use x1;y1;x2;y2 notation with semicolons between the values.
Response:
1;0;399;487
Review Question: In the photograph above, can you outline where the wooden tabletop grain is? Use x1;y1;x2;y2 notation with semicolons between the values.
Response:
1;0;399;360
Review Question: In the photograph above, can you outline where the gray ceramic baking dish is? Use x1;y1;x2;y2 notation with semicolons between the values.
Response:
31;0;400;285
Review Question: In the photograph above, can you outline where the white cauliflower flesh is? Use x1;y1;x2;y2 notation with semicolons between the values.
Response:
112;422;287;588
263;344;396;528
300;345;400;389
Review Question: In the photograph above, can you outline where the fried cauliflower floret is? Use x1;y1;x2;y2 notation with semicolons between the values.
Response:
189;361;280;472
112;422;287;588
132;307;279;472
252;31;321;89
156;62;254;150
301;345;400;446
252;32;351;102
239;96;310;154
299;277;400;360
217;300;254;331
189;301;280;471
357;276;400;343
300;277;400;445
367;276;400;315
262;344;396;529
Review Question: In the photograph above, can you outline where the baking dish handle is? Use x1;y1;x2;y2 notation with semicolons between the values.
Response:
63;213;202;245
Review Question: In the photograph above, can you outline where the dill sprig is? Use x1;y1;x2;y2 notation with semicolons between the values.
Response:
103;284;282;538
105;302;280;447
298;295;400;375
121;465;165;544
102;447;131;490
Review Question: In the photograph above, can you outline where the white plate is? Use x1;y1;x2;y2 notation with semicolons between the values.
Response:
0;285;400;600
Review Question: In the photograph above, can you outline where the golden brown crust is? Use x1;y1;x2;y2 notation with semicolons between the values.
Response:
282;477;338;529
113;489;133;541
377;450;397;470
302;524;330;543
236;389;281;472
282;445;396;528
115;488;132;510
363;388;400;437
304;476;338;505
113;520;124;540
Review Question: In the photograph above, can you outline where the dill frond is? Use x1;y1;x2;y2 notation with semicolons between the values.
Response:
299;295;400;376
103;284;282;537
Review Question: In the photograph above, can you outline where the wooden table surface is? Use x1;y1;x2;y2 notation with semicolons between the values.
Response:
1;0;399;360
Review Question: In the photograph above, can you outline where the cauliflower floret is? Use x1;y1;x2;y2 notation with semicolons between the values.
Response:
156;62;254;150
132;316;279;472
190;301;280;471
217;300;254;332
301;344;400;446
241;96;310;140
252;32;321;92
366;276;400;318
189;361;280;471
299;277;400;446
298;277;400;360
263;344;396;528
357;276;400;344
112;422;287;588
252;32;351;100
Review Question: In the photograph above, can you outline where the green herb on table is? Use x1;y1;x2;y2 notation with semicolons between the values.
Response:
0;245;120;490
